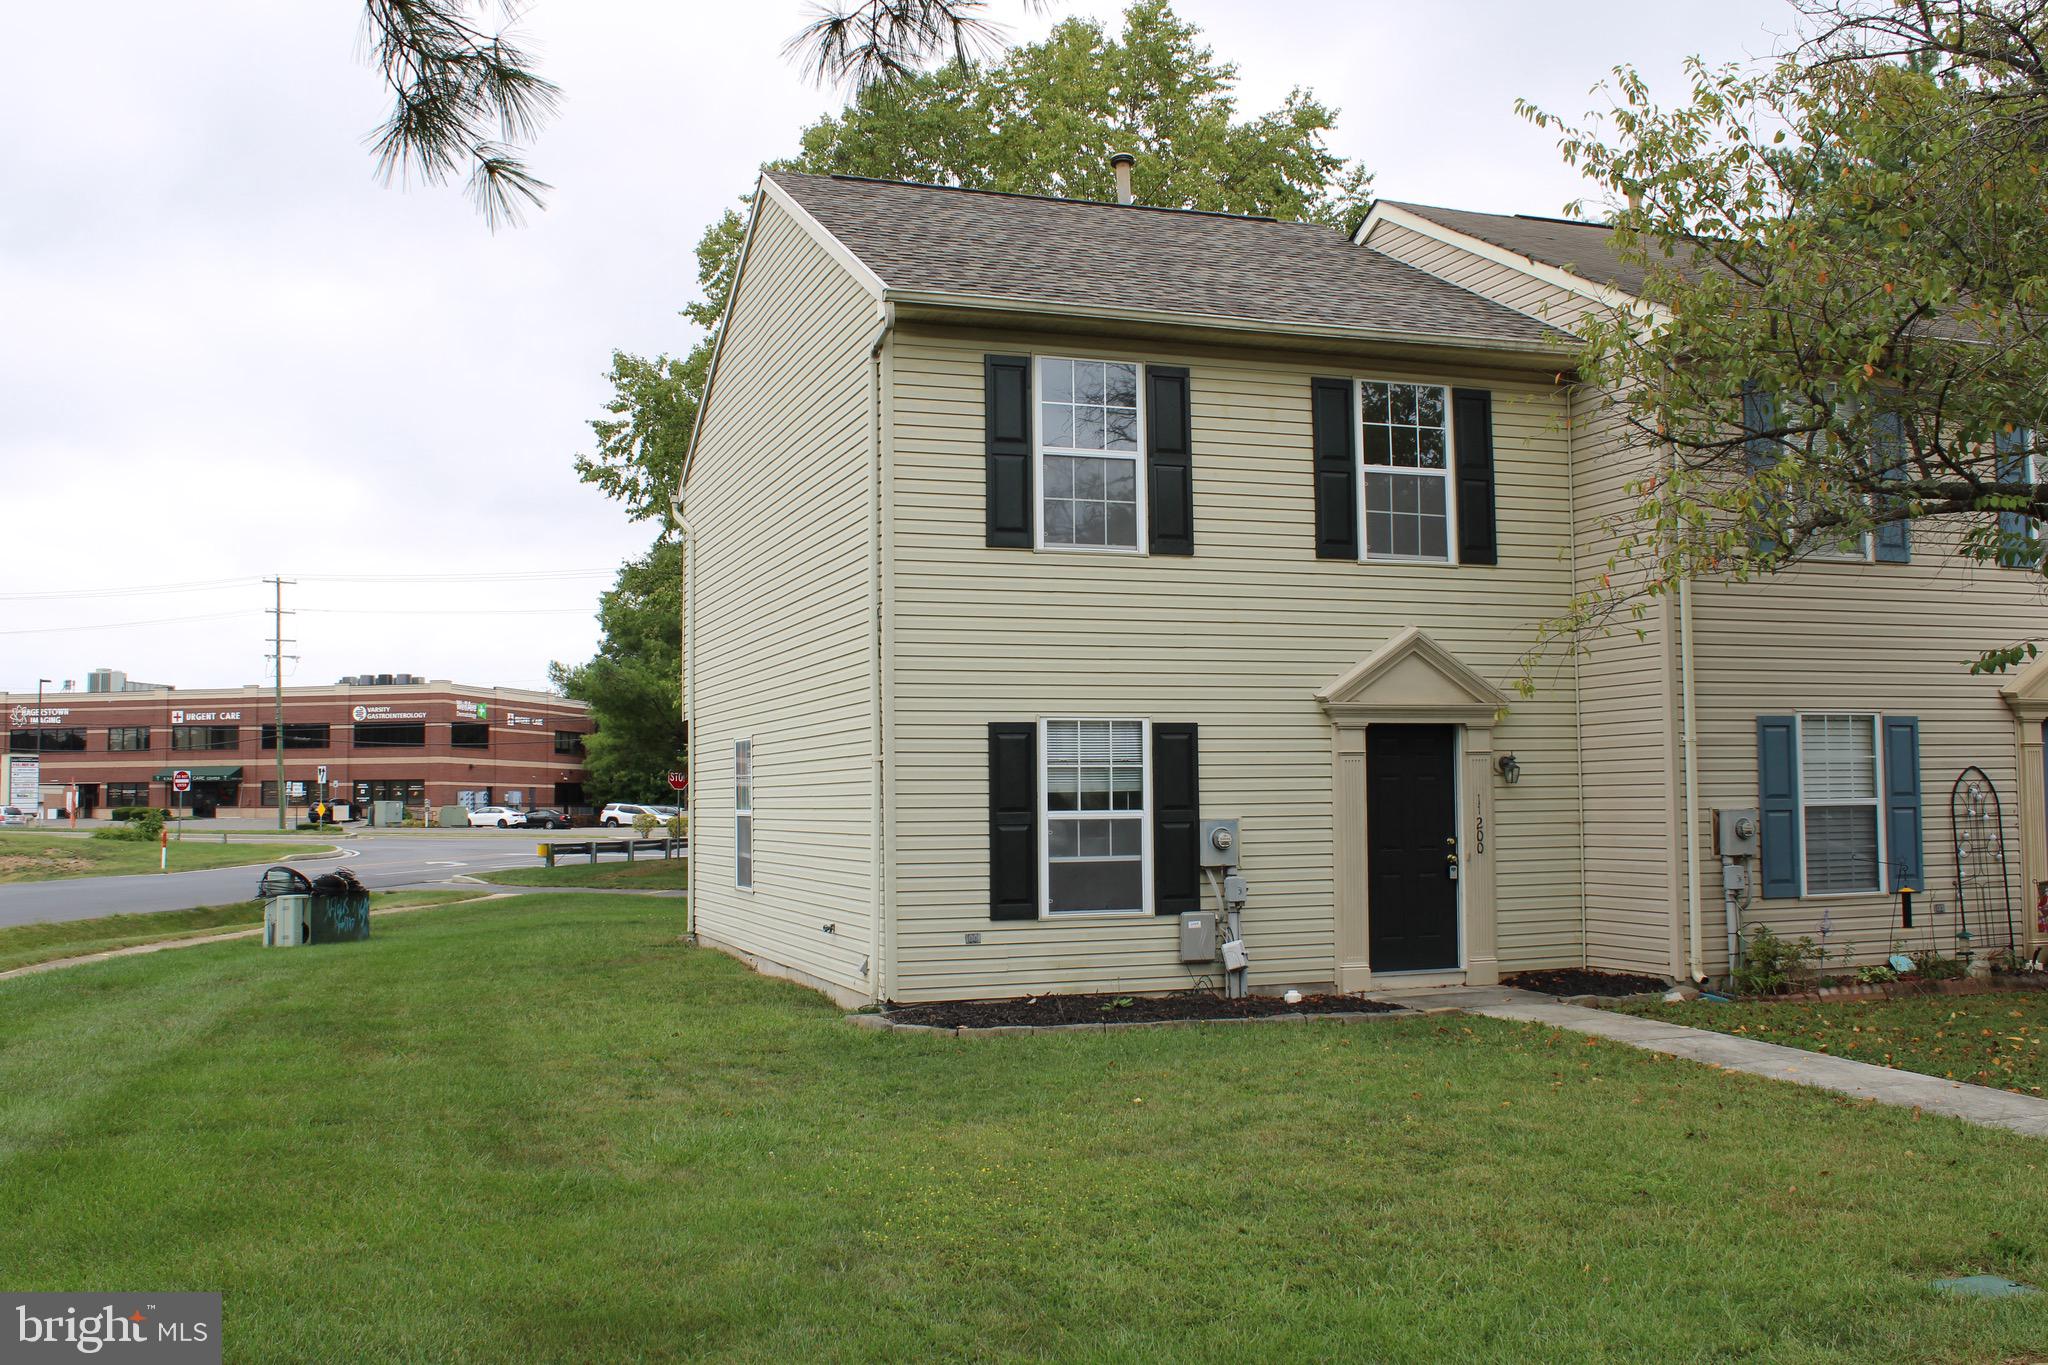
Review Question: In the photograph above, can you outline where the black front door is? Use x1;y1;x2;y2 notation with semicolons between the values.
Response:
1367;724;1459;972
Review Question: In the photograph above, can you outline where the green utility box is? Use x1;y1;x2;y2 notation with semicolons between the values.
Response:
256;867;371;946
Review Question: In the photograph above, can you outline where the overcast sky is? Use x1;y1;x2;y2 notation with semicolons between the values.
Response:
0;0;1797;696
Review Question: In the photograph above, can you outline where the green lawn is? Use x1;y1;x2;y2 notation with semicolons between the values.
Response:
1613;991;2048;1096
477;857;689;890
0;830;327;884
2;897;2044;1362
0;890;490;973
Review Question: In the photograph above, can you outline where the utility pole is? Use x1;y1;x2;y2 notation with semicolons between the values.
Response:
265;577;296;832
35;677;49;821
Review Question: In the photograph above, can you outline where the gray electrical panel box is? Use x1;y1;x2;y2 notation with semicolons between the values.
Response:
1178;911;1218;962
1715;807;1760;856
1199;818;1240;868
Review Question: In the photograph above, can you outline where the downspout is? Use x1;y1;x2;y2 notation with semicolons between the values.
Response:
864;305;894;1004
1565;383;1589;969
674;493;697;943
1679;573;1704;982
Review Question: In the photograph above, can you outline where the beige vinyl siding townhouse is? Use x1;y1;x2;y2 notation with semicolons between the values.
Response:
677;170;2048;1007
1362;201;2048;982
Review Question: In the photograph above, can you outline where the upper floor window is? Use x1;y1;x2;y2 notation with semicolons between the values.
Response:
451;723;491;750
1360;381;1453;563
1037;357;1144;551
353;722;424;748
261;723;330;750
553;730;585;756
107;726;151;752
170;726;239;751
9;727;87;752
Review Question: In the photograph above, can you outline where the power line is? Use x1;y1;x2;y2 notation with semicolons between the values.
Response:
0;577;260;602
0;610;263;636
298;606;596;617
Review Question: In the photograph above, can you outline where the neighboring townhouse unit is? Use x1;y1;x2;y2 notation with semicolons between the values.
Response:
677;169;2048;1007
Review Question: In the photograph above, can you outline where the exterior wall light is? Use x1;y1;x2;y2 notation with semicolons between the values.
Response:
1495;753;1521;785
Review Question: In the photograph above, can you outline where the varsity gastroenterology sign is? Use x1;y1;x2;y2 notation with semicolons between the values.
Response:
6;1293;220;1362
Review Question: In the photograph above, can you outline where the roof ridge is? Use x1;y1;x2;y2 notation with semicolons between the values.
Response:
774;170;1304;226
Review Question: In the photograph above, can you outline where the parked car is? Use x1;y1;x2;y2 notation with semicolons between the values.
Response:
0;806;29;826
599;802;657;828
466;805;524;829
520;808;571;831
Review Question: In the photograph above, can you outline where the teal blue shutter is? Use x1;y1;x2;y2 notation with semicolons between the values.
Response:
1872;411;1911;563
1882;717;1923;892
1757;715;1801;898
1742;383;1781;555
1996;425;2031;567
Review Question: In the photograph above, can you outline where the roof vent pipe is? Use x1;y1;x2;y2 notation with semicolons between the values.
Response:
1110;151;1135;206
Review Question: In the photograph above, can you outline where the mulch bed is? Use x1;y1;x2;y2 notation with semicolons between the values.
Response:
1501;968;1670;998
883;990;1403;1029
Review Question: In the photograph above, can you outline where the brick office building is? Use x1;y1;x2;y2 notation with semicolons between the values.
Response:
3;674;593;818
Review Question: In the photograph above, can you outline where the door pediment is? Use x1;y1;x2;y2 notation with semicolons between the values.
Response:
2000;652;2048;722
1315;626;1509;727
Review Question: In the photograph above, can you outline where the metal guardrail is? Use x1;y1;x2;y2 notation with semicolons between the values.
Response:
535;837;686;868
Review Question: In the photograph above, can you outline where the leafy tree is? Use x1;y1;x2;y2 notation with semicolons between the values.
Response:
1518;0;2048;675
561;1;1370;790
549;540;684;804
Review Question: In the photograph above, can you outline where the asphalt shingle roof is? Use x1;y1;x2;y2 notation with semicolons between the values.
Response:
768;172;1570;349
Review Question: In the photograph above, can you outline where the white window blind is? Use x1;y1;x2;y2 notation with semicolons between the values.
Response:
1799;714;1880;895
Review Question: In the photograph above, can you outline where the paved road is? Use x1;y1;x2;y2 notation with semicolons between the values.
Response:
0;831;670;928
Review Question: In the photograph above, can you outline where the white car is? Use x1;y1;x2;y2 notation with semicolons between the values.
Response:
0;805;28;826
466;805;524;829
599;802;653;828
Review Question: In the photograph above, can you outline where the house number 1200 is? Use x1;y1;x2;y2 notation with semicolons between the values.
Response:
1474;809;1485;855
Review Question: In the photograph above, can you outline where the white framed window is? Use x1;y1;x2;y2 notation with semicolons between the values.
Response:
1798;713;1884;895
1039;718;1151;915
734;738;753;890
1359;380;1455;562
1036;356;1145;552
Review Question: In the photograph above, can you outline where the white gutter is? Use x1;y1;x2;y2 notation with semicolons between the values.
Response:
882;289;1575;365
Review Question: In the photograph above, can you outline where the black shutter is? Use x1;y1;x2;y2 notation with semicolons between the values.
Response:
1152;723;1200;915
1311;377;1357;559
988;722;1038;919
1452;387;1497;566
985;355;1033;548
1147;365;1194;555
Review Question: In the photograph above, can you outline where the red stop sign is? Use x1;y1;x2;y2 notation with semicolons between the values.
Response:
667;771;686;791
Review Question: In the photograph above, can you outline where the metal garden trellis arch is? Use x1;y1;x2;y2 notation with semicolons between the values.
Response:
1951;766;2016;955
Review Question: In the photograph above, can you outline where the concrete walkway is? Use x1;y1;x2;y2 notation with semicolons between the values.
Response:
1460;995;2048;1139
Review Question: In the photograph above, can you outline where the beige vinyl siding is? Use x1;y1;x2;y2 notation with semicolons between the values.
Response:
1363;220;1607;335
1688;528;2048;976
685;195;881;1001
885;326;1582;1001
1568;384;1681;975
1366;217;1680;975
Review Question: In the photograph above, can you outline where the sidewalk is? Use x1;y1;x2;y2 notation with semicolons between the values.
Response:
1442;993;2048;1139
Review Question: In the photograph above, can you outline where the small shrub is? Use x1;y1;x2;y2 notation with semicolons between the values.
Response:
664;813;685;839
632;811;659;839
1912;951;1968;982
94;808;166;842
1734;924;1825;996
1856;962;1899;985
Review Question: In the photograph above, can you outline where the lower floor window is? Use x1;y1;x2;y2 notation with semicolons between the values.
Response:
354;779;424;805
105;783;150;807
1042;718;1147;913
1800;713;1881;894
735;739;753;889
